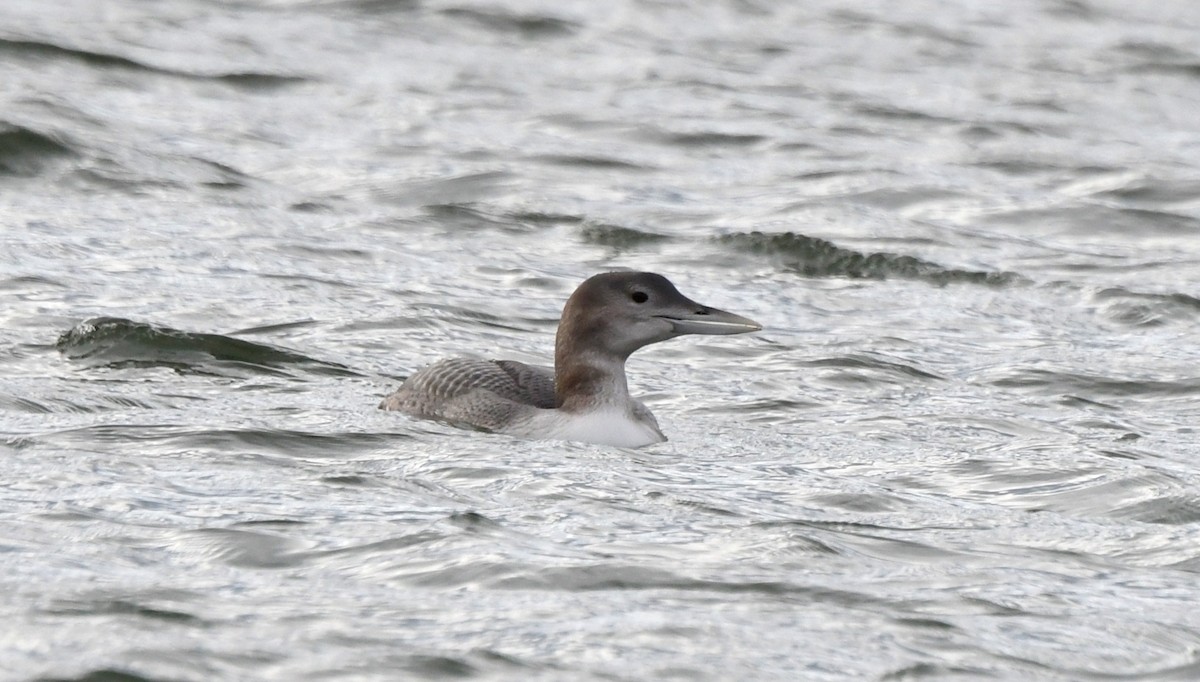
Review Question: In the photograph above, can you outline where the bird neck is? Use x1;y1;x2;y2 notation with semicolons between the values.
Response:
554;314;632;413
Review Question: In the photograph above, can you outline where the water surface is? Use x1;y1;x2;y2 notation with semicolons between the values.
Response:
3;0;1200;680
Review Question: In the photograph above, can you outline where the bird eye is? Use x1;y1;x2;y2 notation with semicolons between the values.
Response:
631;291;648;304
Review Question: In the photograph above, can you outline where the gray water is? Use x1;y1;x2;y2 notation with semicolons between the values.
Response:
3;0;1200;680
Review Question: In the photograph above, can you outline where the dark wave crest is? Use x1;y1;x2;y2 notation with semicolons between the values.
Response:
0;37;306;88
1093;287;1200;326
987;368;1200;398
580;223;670;247
0;123;77;177
439;8;579;38
35;668;166;682
718;231;1025;286
56;317;357;377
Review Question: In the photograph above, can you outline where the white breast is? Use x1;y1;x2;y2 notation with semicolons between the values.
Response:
507;406;666;448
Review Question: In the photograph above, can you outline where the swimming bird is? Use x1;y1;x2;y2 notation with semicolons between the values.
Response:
380;272;761;447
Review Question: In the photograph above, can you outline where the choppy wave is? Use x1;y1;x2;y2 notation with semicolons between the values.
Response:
580;222;671;247
0;123;76;177
36;669;168;682
1092;286;1200;326
439;7;580;38
0;37;306;88
984;368;1200;398
56;317;357;377
718;231;1025;286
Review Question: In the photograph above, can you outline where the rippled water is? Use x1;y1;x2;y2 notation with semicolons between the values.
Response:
4;0;1200;680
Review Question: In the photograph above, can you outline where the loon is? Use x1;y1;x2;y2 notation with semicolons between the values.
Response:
380;272;761;447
